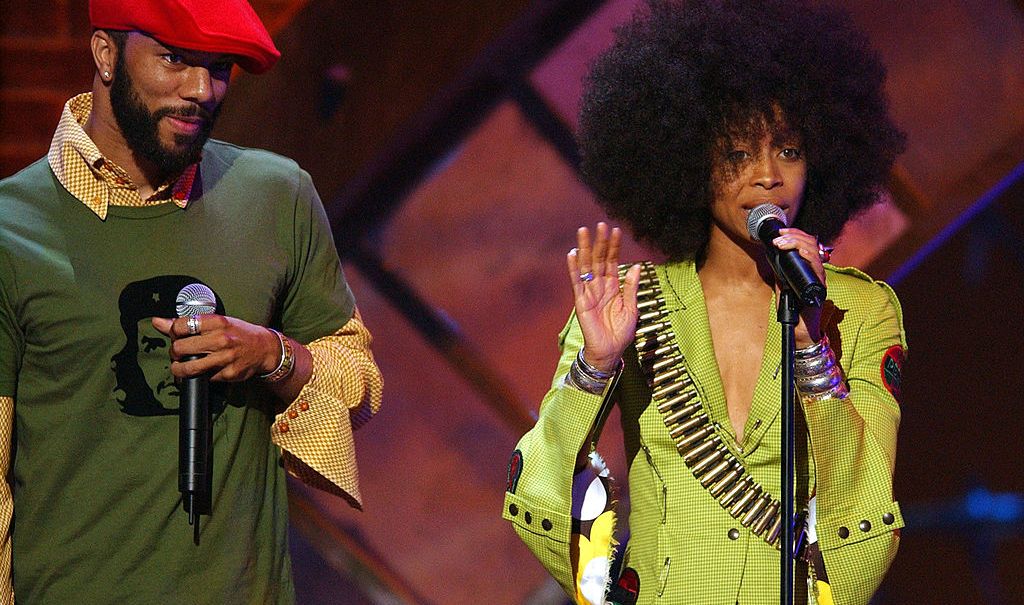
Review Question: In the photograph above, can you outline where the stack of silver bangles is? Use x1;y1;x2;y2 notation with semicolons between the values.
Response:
567;349;622;394
794;334;849;402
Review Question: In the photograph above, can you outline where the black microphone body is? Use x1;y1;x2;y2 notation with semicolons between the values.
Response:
746;204;826;308
179;356;212;516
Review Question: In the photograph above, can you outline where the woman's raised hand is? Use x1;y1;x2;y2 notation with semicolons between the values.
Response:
772;227;828;347
566;223;642;373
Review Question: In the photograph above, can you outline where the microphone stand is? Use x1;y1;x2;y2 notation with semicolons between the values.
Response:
777;287;799;605
751;209;822;605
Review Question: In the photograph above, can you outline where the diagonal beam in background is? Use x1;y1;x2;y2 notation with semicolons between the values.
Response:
326;0;604;247
346;241;537;435
289;491;439;605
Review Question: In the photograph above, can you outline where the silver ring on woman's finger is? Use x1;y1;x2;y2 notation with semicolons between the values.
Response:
817;243;834;263
579;271;594;283
187;315;201;336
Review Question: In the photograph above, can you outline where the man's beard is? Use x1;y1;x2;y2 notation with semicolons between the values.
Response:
109;58;220;178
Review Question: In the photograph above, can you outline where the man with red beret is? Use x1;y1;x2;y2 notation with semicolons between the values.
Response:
0;1;383;603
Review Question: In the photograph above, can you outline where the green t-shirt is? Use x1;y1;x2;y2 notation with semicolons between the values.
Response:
0;141;354;604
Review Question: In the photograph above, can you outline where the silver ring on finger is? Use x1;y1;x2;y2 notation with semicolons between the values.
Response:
579;271;594;283
817;243;834;263
187;315;201;336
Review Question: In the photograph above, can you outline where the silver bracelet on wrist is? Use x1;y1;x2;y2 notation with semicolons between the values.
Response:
795;337;828;360
794;335;834;375
259;328;295;382
565;349;622;395
795;348;835;375
794;335;849;402
796;366;843;391
576;349;618;379
800;381;850;403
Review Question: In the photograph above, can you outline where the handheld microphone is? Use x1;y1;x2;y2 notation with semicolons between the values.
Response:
175;283;217;538
746;204;826;308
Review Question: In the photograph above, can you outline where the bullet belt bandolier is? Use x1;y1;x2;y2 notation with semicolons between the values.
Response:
630;262;789;549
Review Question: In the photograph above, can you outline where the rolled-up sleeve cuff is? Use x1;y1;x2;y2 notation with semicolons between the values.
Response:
270;312;383;507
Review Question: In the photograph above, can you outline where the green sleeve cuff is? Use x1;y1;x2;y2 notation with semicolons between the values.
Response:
817;500;903;551
503;491;573;544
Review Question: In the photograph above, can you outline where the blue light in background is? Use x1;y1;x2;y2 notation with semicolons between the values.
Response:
965;486;1024;523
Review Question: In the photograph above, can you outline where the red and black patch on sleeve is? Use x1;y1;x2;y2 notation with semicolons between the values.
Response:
506;449;523;494
881;345;905;401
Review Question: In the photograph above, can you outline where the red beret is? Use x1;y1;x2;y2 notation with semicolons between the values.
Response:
89;0;280;74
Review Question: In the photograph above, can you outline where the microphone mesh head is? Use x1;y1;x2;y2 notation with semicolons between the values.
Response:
176;284;217;317
746;203;788;240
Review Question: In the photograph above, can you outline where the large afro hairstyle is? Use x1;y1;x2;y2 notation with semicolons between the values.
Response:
578;0;906;260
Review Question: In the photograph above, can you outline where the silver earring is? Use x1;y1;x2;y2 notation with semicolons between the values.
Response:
103;71;111;80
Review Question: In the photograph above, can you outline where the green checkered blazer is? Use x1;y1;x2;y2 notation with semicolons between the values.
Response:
504;261;906;605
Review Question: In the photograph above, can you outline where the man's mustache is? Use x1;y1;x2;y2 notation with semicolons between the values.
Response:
155;104;214;123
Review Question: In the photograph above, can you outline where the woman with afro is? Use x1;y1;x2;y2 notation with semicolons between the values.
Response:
503;1;907;604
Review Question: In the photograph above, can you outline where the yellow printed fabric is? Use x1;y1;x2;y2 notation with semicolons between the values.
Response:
505;260;905;605
578;509;618;603
572;453;619;605
0;397;10;605
272;310;383;507
816;582;835;605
